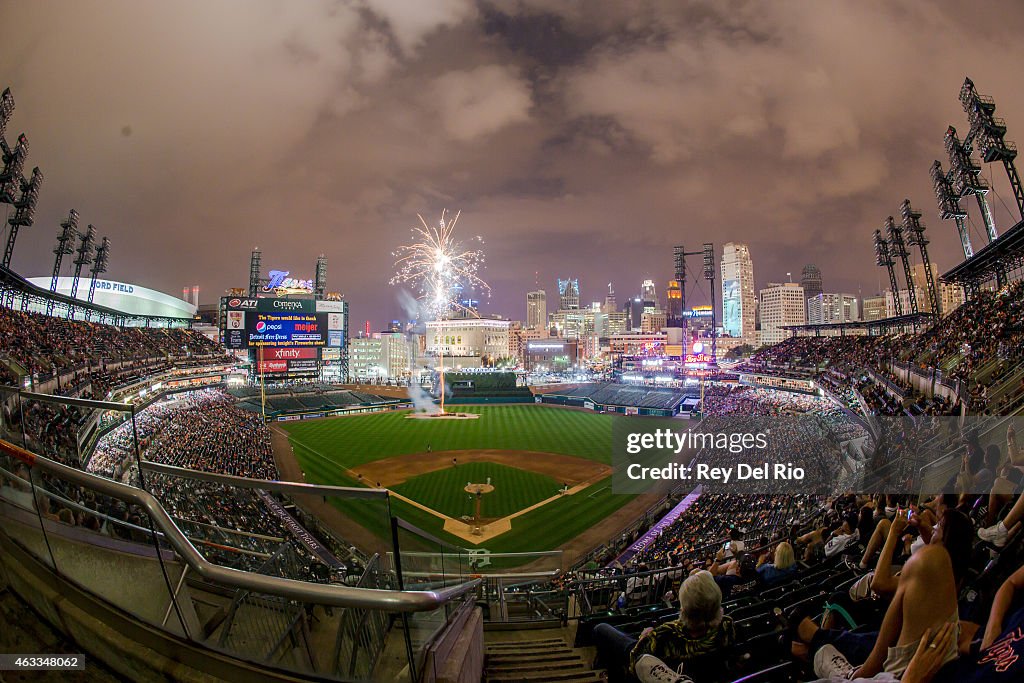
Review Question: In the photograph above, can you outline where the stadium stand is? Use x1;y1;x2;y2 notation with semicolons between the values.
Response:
541;382;691;416
4;274;1024;683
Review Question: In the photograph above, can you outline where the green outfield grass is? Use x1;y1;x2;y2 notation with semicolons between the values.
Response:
393;462;561;519
280;404;612;466
282;405;637;559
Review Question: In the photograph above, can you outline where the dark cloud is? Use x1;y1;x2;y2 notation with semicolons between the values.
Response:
1;0;1023;327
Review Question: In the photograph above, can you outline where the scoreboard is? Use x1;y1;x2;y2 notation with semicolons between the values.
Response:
221;296;348;377
222;298;345;350
247;313;326;347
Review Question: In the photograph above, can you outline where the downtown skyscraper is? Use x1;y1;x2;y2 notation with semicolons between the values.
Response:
721;243;756;346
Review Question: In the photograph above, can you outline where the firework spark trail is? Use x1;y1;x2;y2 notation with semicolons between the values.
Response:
391;209;490;319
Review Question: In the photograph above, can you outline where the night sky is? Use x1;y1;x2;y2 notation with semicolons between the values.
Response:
3;0;1024;328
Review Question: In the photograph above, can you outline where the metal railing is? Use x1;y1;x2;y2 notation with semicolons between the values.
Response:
0;382;483;682
0;437;479;611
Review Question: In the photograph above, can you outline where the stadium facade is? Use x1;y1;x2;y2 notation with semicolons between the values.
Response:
26;276;195;319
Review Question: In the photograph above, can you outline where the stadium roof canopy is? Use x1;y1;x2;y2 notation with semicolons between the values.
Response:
781;312;935;336
0;266;191;327
941;217;1024;287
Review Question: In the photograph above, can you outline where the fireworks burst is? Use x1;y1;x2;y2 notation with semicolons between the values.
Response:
391;209;490;320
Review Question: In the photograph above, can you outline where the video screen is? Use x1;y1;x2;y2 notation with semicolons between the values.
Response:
246;313;327;348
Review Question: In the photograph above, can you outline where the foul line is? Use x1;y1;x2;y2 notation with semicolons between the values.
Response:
275;425;612;545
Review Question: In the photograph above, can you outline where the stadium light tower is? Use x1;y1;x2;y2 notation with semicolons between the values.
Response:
249;248;262;297
85;237;111;320
901;199;939;317
874;229;902;317
68;225;96;317
0;88;14;154
315;254;327;298
3;166;43;275
886;216;918;316
47;210;80;317
960;77;1024;220
0;133;29;206
673;244;703;340
930;160;973;260
945;125;998;243
703;242;717;365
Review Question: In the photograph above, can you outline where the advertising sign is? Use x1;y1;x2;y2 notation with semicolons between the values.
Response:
258;298;315;313
327;312;344;330
321;347;341;361
225;297;258;310
226;310;245;330
263;347;318;361
257;360;289;373
328;330;345;348
257;359;319;374
316;300;346;313
225;329;246;349
247;313;327;347
723;279;741;337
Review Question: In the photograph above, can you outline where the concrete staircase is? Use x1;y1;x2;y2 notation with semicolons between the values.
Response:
484;637;603;683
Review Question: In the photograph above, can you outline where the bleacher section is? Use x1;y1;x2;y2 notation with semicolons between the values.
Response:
540;382;692;416
439;371;532;401
233;386;405;417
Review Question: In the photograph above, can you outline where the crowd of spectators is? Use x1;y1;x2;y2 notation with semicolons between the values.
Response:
740;278;1024;420
0;307;222;375
87;388;273;483
904;280;1024;384
584;478;1024;683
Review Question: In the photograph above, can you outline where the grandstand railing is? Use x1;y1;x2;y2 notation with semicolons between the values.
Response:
0;383;485;681
0;438;481;681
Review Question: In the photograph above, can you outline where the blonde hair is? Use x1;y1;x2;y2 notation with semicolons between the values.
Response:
773;541;795;570
677;570;723;634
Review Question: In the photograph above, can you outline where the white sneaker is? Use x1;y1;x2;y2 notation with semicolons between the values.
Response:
978;521;1008;547
634;655;692;683
813;644;856;679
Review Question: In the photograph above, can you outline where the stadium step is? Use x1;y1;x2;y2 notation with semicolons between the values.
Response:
485;670;602;683
484;636;604;683
486;660;589;674
486;637;567;649
486;651;579;663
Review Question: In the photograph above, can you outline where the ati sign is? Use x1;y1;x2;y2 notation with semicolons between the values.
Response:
226;297;258;309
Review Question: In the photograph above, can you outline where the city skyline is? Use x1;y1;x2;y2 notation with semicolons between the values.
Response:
3;1;1024;329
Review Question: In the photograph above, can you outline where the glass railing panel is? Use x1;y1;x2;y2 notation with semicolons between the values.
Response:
0;387;483;682
0;460;56;570
391;517;469;590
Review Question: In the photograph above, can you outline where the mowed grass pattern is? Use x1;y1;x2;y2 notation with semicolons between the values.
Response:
393;462;561;519
281;405;612;467
283;405;636;559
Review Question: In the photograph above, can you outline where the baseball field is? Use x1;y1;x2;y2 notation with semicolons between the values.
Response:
277;405;643;560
